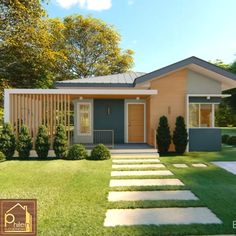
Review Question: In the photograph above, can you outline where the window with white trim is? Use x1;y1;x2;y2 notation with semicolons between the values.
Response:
189;103;219;128
78;103;91;135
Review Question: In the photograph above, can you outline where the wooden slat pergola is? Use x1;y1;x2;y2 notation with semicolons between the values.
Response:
8;93;71;148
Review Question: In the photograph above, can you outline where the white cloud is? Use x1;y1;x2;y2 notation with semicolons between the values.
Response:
56;0;112;10
128;0;134;5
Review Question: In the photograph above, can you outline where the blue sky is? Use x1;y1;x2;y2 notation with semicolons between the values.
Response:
44;0;236;73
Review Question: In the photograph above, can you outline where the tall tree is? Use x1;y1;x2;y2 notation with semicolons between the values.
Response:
0;0;65;89
61;15;134;79
212;59;236;126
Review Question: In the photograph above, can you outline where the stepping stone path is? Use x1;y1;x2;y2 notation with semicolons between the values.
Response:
112;164;165;169
104;207;222;226
173;163;188;168
104;157;221;228
192;163;207;168
212;161;236;175
108;190;199;201
111;170;173;176
113;159;160;163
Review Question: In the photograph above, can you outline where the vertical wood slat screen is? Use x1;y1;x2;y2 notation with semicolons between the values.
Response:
9;94;71;149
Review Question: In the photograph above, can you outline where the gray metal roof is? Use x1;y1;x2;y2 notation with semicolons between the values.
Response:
55;72;146;88
134;56;236;85
55;57;236;88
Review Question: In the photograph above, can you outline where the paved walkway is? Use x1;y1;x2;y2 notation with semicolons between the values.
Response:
104;157;221;227
212;161;236;175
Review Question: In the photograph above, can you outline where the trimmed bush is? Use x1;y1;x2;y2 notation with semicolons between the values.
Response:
156;116;171;154
227;136;236;146
53;124;68;159
222;134;230;144
67;144;87;160
16;125;32;159
89;144;110;160
0;122;16;159
35;125;50;159
173;116;188;155
0;151;6;161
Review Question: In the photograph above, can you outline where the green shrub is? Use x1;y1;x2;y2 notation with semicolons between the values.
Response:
35;125;50;159
222;134;230;144
0;122;16;159
0;151;5;161
53;124;68;159
156;116;171;154
173;116;188;155
67;144;87;160
89;144;110;160
16;125;32;159
227;136;236;146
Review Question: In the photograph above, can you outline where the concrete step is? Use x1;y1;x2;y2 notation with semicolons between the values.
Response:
110;148;158;154
112;153;160;159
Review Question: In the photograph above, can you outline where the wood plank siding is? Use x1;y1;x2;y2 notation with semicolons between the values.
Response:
147;69;187;150
9;93;71;148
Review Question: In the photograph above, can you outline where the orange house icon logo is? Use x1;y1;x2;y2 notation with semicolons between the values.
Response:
0;199;37;235
4;203;32;232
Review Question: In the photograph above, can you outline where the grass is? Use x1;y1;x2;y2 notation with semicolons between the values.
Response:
221;127;236;136
0;146;236;235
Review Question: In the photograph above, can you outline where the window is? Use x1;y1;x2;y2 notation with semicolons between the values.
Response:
189;103;218;128
189;104;199;127
78;103;91;135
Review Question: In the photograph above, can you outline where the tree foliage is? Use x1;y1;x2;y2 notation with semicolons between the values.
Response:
53;124;68;159
156;116;171;154
16;125;32;159
0;122;16;159
0;2;134;91
213;59;236;126
35;125;50;159
173;116;188;154
0;0;64;88
61;15;134;80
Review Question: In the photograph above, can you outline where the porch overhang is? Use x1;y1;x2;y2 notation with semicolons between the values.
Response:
4;88;158;96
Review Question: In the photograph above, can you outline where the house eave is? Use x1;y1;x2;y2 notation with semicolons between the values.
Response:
5;88;158;96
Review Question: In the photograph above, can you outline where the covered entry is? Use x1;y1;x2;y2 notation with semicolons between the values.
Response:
94;99;124;144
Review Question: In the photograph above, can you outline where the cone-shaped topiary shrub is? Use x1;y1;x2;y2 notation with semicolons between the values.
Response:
0;151;6;161
53;124;68;159
67;144;87;160
0;122;16;160
89;144;111;160
35;125;50;159
173;116;188;155
156;116;171;154
16;125;32;159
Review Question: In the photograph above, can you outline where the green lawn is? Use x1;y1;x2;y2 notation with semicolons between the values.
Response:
0;146;236;235
221;127;236;136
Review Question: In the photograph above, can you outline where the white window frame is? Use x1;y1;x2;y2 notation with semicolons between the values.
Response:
188;103;219;128
77;102;92;136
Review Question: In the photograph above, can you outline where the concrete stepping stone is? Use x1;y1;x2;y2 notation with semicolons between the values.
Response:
212;161;236;175
104;207;221;226
173;164;188;168
108;190;199;201
109;178;184;187
112;164;165;169
192;163;207;168
111;170;173;177
113;159;160;163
